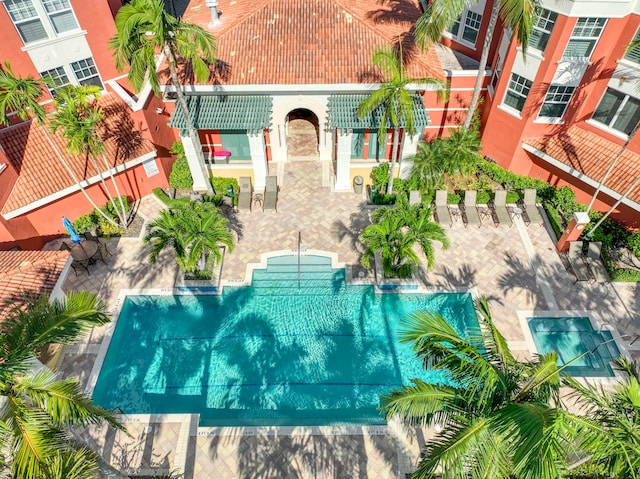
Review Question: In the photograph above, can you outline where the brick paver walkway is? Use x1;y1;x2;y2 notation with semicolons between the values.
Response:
56;161;640;478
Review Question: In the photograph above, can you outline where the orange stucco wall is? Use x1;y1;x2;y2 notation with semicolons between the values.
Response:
0;159;170;250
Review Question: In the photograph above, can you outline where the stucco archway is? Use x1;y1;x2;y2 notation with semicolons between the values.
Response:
286;108;319;160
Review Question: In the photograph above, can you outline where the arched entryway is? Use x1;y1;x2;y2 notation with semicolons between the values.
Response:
286;109;319;160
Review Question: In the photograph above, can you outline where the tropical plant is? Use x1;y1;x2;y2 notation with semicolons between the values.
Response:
440;127;483;177
381;296;576;479
50;85;129;230
0;63;119;228
0;292;127;479
564;356;640;479
409;140;445;191
169;141;193;189
109;0;216;194
415;0;537;129
360;195;448;277
144;201;234;276
358;44;445;194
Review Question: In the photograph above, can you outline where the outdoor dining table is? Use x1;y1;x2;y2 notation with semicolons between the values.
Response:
69;240;99;263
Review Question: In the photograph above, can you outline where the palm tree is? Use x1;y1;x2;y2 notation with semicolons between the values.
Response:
0;63;119;228
415;0;537;129
564;356;640;479
440;127;483;177
409;140;446;191
361;195;448;277
358;44;445;194
382;296;575;478
0;292;127;479
49;86;128;230
109;0;216;195
144;201;234;276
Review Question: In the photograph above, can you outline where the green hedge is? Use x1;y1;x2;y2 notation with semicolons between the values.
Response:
543;201;563;240
72;196;131;236
477;160;553;198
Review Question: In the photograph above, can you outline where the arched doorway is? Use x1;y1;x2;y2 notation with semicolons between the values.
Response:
286;108;319;160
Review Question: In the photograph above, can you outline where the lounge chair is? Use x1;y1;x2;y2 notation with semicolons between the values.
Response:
435;190;452;227
568;241;591;283
409;190;421;205
492;190;512;227
238;177;252;211
587;242;610;283
463;190;481;228
264;176;277;211
84;231;110;263
522;189;544;225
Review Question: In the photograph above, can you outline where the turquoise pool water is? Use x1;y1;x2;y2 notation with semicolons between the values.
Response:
527;316;620;377
93;255;477;426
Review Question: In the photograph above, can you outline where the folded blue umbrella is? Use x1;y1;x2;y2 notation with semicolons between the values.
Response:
62;216;82;244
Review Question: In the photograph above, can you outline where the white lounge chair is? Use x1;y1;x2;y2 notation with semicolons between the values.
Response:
569;241;591;283
435;190;452;227
492;190;512;227
587;242;610;283
522;189;543;225
463;190;481;228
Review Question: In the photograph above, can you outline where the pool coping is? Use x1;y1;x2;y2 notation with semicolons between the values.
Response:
516;309;631;386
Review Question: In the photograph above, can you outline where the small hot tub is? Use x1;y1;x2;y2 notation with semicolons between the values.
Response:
526;316;620;377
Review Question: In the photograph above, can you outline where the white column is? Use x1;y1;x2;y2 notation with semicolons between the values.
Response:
318;122;326;150
180;133;211;193
335;130;352;192
399;132;420;179
248;132;268;191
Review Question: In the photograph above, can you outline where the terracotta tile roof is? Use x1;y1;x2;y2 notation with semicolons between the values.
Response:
0;93;156;216
0;250;69;319
166;0;443;85
523;126;640;203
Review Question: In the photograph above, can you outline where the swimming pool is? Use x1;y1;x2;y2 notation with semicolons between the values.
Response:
527;316;620;377
93;255;477;426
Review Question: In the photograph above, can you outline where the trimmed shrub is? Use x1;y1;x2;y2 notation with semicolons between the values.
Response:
582;211;631;247
153;187;190;208
477;160;553;197
168;141;193;189
447;192;462;205
210;177;239;206
73;212;99;234
628;230;640;258
543;202;564;240
371;163;389;193
476;190;491;204
506;191;520;204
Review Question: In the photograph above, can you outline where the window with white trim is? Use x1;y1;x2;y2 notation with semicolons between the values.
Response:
529;8;557;53
503;74;531;113
40;66;69;94
592;88;640;135
563;17;606;59
448;10;482;46
3;0;78;44
624;29;640;64
538;85;575;119
71;58;103;89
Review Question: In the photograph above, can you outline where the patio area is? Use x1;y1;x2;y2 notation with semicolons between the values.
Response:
56;160;640;478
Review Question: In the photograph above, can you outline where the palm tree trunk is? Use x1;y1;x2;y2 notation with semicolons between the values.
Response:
463;0;499;129
586;175;640;238
164;44;214;195
388;126;401;194
87;152;125;228
39;123;119;228
586;120;640;212
100;152;129;228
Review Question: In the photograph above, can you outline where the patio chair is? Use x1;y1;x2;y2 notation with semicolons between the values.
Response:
238;177;252;211
568;241;591;283
522;189;544;225
409;190;421;205
84;231;111;262
59;243;89;275
462;190;481;228
492;190;512;227
263;176;278;211
435;190;452;227
587;241;610;283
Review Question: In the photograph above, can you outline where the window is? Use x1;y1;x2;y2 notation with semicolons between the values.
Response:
448;10;483;46
3;0;78;44
563;17;606;58
41;0;76;34
529;9;557;52
71;58;103;89
538;85;575;119
40;66;69;94
593;88;640;135
503;74;532;113
624;29;640;64
4;0;47;43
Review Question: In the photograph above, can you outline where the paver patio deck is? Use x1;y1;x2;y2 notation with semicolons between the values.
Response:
55;160;640;478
